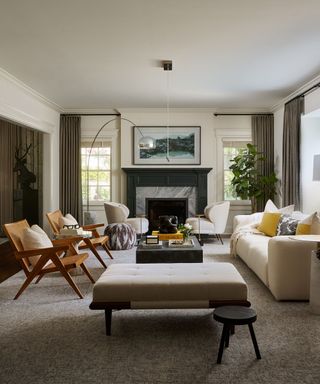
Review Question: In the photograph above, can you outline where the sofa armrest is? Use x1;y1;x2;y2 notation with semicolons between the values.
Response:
268;236;316;300
233;212;263;232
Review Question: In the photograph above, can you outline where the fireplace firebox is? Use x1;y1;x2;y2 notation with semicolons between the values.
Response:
147;198;188;232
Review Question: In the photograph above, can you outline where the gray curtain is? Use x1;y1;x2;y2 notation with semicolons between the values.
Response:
60;115;82;223
252;114;274;212
282;97;304;209
0;121;15;235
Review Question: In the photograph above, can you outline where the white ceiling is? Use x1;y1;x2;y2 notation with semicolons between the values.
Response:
1;0;320;111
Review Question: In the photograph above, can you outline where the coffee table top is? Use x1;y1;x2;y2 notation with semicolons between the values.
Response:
137;235;202;252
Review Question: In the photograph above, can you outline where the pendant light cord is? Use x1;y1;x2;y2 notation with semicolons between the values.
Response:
166;69;170;162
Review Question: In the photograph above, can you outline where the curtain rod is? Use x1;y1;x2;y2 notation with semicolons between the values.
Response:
285;82;320;105
213;113;273;116
61;113;121;116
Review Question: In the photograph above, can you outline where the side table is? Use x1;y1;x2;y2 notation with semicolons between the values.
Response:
213;305;261;364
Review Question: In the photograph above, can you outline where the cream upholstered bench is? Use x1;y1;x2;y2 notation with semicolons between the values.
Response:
89;263;249;335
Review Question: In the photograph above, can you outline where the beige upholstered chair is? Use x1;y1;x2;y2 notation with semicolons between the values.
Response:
186;201;230;244
104;202;149;235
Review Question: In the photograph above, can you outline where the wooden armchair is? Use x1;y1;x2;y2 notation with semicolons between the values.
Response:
46;210;113;269
3;220;95;299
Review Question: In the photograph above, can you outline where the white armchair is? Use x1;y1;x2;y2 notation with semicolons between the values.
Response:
186;201;230;244
104;202;149;235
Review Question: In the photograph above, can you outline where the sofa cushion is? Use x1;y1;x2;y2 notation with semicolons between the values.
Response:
295;212;320;235
236;234;269;286
264;199;295;214
258;212;282;237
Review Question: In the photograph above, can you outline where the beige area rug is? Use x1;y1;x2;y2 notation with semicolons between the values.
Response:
0;240;320;384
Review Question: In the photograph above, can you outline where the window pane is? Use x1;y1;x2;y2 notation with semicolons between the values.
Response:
81;141;112;205
99;156;111;169
223;142;249;200
88;156;99;170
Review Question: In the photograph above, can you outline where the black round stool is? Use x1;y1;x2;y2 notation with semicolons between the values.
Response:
213;305;261;364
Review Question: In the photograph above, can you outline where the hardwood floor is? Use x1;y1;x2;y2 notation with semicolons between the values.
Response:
0;240;21;283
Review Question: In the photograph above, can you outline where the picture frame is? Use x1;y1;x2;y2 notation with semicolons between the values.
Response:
133;126;201;165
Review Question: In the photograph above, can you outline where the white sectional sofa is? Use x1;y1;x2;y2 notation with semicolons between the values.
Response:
232;212;317;301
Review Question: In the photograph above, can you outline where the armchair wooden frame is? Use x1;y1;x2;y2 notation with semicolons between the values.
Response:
3;220;95;299
46;210;113;269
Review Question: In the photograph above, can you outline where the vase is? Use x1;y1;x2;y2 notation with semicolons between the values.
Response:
183;235;189;243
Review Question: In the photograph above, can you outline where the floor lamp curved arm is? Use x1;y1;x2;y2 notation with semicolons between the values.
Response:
85;117;137;219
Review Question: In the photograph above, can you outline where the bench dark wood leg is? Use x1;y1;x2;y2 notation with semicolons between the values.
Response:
217;324;228;364
248;323;261;359
105;309;112;336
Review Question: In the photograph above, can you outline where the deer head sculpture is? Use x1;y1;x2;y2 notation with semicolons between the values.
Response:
14;144;36;190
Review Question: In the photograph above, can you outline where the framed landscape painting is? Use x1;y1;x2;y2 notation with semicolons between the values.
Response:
133;126;201;165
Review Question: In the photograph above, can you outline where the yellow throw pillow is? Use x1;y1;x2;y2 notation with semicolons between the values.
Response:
296;223;311;235
258;212;282;237
294;212;317;235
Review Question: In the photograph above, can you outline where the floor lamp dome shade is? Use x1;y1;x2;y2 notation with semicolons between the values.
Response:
84;117;136;223
138;135;155;149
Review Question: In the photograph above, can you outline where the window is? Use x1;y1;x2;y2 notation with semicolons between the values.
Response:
223;141;250;200
81;141;111;205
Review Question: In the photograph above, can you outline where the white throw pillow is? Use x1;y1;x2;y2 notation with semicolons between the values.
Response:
21;225;53;267
58;213;78;228
264;199;294;215
311;213;320;235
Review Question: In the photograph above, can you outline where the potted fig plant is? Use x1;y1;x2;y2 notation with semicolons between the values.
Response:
229;143;278;212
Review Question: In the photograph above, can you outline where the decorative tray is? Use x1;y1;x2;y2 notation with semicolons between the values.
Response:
139;241;163;249
168;239;194;248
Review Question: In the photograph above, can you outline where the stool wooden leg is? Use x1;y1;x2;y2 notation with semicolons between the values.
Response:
105;309;112;336
217;324;228;364
248;323;261;359
230;324;235;334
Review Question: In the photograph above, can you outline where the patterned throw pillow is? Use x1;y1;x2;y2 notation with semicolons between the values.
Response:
276;214;299;236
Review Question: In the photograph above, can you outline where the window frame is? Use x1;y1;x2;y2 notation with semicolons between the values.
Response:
81;139;112;207
223;140;252;201
215;128;251;203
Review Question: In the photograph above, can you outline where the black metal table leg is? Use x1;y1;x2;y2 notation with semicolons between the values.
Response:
248;323;261;359
225;324;230;348
217;324;228;364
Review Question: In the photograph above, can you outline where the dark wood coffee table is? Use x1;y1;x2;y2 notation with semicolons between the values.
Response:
136;236;203;263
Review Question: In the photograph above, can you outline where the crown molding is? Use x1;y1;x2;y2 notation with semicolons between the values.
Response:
0;67;63;113
117;107;271;114
271;73;320;112
62;108;119;114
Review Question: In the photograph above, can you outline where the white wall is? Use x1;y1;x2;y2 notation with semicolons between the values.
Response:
118;109;251;233
0;69;60;232
301;116;320;213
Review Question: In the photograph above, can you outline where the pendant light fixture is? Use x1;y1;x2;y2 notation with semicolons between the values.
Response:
163;60;173;162
138;60;173;152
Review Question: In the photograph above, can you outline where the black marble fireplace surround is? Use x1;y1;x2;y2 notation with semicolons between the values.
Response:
122;168;212;218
